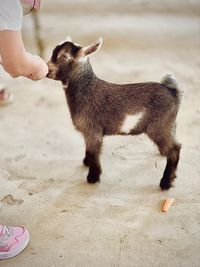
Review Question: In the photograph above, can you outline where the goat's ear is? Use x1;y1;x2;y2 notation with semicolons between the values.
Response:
80;37;103;57
65;35;72;42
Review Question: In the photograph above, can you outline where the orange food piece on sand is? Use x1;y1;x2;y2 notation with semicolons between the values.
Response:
162;198;175;212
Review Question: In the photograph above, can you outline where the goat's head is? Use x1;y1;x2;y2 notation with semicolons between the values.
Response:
46;36;103;81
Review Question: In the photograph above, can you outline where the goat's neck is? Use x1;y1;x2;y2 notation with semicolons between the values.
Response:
68;61;95;91
63;61;95;117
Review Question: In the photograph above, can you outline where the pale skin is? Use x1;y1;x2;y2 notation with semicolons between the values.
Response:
0;30;48;80
0;5;48;258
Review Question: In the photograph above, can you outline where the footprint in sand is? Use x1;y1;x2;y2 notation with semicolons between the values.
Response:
1;169;37;181
0;194;24;206
19;178;55;195
13;154;26;162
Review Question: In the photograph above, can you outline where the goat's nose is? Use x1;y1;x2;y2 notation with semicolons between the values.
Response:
46;70;52;78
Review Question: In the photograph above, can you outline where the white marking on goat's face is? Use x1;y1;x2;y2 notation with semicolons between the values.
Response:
47;48;74;80
57;51;73;61
120;113;144;134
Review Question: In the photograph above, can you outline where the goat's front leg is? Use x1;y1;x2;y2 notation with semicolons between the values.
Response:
83;151;90;167
84;134;103;183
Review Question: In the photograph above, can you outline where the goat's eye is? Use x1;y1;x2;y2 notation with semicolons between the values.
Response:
61;55;67;59
57;54;67;61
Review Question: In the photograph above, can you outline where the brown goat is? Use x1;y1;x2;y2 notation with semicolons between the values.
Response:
47;36;182;190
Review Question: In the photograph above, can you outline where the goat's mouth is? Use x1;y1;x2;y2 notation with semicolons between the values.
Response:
46;71;54;79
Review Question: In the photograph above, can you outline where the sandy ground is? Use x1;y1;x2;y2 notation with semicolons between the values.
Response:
0;1;200;266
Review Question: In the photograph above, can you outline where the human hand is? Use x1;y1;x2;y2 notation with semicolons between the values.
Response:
26;54;48;80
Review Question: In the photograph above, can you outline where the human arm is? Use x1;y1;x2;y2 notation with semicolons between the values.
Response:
0;30;48;80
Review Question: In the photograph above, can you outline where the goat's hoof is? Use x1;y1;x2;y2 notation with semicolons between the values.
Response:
160;178;172;190
87;174;100;184
83;157;90;167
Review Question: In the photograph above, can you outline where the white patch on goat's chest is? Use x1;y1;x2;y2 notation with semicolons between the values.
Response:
62;83;68;91
120;113;143;134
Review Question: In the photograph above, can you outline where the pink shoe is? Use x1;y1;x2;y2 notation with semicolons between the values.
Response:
0;225;30;260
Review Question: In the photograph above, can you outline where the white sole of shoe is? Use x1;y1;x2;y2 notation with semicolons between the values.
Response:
0;231;30;260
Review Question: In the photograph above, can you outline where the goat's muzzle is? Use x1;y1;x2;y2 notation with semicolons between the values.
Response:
46;61;57;79
46;71;52;78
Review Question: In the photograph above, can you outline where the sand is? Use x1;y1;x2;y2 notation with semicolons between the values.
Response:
0;1;200;266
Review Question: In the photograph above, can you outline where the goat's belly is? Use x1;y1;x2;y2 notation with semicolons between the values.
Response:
119;113;144;134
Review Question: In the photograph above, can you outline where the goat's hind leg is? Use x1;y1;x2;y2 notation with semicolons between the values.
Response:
160;142;181;190
147;129;181;190
84;134;103;183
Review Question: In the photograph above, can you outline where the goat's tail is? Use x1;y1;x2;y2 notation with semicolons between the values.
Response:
161;74;179;90
161;73;182;105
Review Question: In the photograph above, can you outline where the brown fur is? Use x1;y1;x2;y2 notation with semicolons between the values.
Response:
47;38;182;190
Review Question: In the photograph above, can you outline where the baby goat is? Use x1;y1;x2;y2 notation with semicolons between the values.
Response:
47;36;182;190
